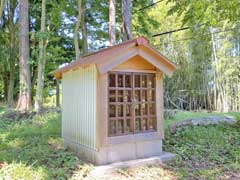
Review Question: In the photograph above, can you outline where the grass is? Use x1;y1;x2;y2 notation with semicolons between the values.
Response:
0;107;239;179
0;108;91;179
164;124;240;179
164;110;240;128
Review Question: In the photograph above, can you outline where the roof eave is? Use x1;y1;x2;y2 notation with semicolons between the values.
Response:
53;36;178;79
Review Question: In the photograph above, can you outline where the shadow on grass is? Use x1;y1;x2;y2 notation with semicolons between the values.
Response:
0;111;91;179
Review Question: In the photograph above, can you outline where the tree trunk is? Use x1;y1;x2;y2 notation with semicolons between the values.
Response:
74;0;82;60
7;61;15;107
109;0;116;46
17;0;31;111
210;28;217;111
34;0;46;111
81;2;88;54
7;0;16;107
3;67;9;101
0;0;6;19
121;0;132;41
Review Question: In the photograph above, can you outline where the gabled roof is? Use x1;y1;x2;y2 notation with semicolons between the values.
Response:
54;36;178;79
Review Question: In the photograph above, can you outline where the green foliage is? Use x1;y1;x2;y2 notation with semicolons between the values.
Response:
164;123;240;179
163;111;240;179
36;32;49;41
132;0;160;37
147;0;240;111
168;0;240;26
0;110;91;179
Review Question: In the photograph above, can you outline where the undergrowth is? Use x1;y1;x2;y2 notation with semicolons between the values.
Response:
164;124;240;179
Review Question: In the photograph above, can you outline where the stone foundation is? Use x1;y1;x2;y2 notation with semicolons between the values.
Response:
64;138;162;165
91;152;176;176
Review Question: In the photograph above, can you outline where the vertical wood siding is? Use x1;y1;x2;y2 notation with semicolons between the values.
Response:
62;65;97;150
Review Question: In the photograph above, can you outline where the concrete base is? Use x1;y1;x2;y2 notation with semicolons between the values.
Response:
63;138;98;164
96;139;163;165
90;152;176;176
64;138;163;165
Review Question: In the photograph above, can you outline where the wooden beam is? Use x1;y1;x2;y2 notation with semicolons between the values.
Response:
97;48;138;74
138;48;174;77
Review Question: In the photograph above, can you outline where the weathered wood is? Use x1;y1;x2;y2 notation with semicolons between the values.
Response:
108;131;161;145
139;46;176;77
113;69;157;74
107;72;158;137
56;80;60;107
113;55;156;71
54;40;137;79
97;46;176;76
96;73;108;147
156;72;164;138
97;48;138;74
54;37;178;79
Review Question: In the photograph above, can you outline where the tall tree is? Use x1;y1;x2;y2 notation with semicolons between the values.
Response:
7;0;17;107
74;0;82;59
81;1;88;54
0;0;7;19
17;0;31;111
34;0;47;111
109;0;116;46
121;0;132;41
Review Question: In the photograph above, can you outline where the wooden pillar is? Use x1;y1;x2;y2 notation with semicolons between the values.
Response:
56;79;60;108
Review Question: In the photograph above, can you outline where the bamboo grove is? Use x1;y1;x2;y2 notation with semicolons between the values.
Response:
153;0;240;112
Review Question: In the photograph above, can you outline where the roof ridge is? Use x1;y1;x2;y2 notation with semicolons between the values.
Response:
78;36;148;60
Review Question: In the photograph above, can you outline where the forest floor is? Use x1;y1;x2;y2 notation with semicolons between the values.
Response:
0;107;239;179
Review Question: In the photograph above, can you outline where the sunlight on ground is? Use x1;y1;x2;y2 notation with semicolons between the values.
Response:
89;165;178;180
0;162;48;180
